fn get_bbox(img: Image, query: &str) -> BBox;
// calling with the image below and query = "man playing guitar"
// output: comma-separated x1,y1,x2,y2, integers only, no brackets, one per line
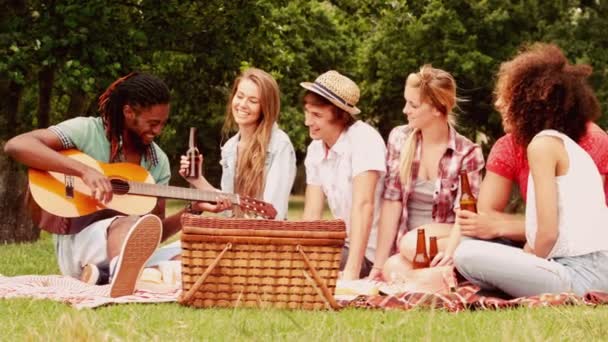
4,72,229,297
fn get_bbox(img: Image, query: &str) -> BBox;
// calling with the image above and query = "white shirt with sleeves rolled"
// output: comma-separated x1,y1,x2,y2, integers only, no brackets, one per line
304,120,387,262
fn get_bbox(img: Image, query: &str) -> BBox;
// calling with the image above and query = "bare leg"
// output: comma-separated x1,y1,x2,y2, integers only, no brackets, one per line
399,223,453,262
382,223,454,282
382,254,413,282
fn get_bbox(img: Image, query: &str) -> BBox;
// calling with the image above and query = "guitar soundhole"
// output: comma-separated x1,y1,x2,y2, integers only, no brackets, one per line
110,178,130,195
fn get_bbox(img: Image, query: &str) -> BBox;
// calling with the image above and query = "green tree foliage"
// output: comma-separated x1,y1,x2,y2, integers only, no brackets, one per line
2,0,607,182
543,1,608,128
247,0,359,153
140,0,271,184
139,0,358,185
355,0,605,151
1,0,151,132
3,0,608,241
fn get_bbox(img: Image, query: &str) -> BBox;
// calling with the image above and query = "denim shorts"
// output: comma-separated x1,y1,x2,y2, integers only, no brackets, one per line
556,250,608,295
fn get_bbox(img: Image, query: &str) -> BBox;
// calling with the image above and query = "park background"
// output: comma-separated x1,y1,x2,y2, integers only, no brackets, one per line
1,0,608,241
3,2,608,340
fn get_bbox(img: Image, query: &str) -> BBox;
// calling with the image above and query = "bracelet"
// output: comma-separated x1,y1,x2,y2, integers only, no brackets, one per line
185,202,203,215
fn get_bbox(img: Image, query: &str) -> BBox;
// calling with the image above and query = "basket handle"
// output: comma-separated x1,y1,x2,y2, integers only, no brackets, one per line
296,245,340,310
179,242,232,304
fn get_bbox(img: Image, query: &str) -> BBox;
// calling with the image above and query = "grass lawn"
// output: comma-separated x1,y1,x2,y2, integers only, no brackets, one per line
1,198,608,340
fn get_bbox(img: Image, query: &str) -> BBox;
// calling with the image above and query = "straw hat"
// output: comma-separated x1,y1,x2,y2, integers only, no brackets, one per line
300,70,361,115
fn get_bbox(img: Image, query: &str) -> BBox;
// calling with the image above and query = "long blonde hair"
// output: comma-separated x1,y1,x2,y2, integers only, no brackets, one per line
399,65,457,186
223,68,280,200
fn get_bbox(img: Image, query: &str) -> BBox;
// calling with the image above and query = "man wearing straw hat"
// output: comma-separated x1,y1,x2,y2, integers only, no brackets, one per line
301,71,386,280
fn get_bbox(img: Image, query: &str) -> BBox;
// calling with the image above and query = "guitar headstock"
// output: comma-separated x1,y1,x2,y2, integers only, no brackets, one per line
238,196,277,220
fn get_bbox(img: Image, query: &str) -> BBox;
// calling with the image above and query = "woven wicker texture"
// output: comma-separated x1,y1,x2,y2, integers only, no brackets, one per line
180,215,346,310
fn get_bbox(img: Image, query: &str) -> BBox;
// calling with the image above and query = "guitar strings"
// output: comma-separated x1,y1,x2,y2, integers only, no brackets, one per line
109,181,271,217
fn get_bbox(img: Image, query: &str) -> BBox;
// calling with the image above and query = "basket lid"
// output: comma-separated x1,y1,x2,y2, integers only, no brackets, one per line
181,214,347,239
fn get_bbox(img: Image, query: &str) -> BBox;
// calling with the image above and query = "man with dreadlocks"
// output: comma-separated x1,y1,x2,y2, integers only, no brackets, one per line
4,72,208,297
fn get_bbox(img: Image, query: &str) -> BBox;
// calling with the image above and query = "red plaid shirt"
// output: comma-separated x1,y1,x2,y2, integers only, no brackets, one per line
383,125,485,242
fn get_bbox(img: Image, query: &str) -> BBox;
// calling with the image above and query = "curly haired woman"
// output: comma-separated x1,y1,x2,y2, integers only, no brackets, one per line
455,43,608,297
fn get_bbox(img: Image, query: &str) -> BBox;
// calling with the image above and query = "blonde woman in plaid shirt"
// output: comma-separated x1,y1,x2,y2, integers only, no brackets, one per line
369,65,485,281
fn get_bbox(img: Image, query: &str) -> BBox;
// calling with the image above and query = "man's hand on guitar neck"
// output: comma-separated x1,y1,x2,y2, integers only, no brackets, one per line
179,153,234,214
190,196,232,214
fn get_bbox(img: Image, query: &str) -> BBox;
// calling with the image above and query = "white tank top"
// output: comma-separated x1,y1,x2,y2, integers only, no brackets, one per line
525,130,608,258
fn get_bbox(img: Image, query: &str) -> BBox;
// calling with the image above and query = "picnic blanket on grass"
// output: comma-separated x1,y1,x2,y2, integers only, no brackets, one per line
338,284,608,311
3,275,608,311
0,275,179,309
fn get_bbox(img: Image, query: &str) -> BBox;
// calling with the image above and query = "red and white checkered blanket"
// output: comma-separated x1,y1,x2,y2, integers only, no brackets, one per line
339,284,608,311
0,275,179,309
3,275,608,311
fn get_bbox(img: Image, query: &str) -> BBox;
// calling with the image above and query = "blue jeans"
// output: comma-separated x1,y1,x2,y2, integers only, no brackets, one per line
454,239,608,297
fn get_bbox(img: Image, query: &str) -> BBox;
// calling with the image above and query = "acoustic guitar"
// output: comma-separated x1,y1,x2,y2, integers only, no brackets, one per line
28,149,277,220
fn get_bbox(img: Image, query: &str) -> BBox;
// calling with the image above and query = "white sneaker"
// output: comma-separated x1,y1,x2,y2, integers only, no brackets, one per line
109,215,162,298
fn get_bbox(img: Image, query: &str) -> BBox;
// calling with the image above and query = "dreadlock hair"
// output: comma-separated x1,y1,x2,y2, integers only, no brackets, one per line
97,72,170,161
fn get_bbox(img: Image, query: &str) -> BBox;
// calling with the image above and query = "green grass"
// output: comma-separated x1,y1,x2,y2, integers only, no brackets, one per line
1,198,608,340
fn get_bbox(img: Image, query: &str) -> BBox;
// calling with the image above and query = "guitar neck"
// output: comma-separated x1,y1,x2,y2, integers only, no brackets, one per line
126,182,240,203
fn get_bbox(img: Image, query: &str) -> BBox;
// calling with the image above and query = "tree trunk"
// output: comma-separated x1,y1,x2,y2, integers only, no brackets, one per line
0,80,40,243
37,66,55,128
84,97,98,116
6,81,22,136
0,153,39,243
66,88,89,118
0,80,9,137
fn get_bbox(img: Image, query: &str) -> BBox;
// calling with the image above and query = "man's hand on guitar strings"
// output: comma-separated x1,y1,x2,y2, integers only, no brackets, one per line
81,166,113,203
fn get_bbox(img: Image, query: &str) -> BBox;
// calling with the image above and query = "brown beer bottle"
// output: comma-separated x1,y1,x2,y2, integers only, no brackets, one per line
459,169,477,213
412,228,430,269
186,127,200,179
428,236,438,262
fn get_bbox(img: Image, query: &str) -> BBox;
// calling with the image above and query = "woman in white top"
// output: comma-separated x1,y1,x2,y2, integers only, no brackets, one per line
454,43,608,297
147,68,297,268
180,67,296,220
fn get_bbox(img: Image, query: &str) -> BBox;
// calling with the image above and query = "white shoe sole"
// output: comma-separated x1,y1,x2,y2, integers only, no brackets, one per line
110,215,162,298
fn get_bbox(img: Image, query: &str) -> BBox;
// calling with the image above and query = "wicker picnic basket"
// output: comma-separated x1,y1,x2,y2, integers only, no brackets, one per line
178,214,346,310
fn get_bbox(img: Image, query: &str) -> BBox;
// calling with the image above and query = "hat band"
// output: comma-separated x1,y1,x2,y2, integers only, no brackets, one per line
312,82,355,109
